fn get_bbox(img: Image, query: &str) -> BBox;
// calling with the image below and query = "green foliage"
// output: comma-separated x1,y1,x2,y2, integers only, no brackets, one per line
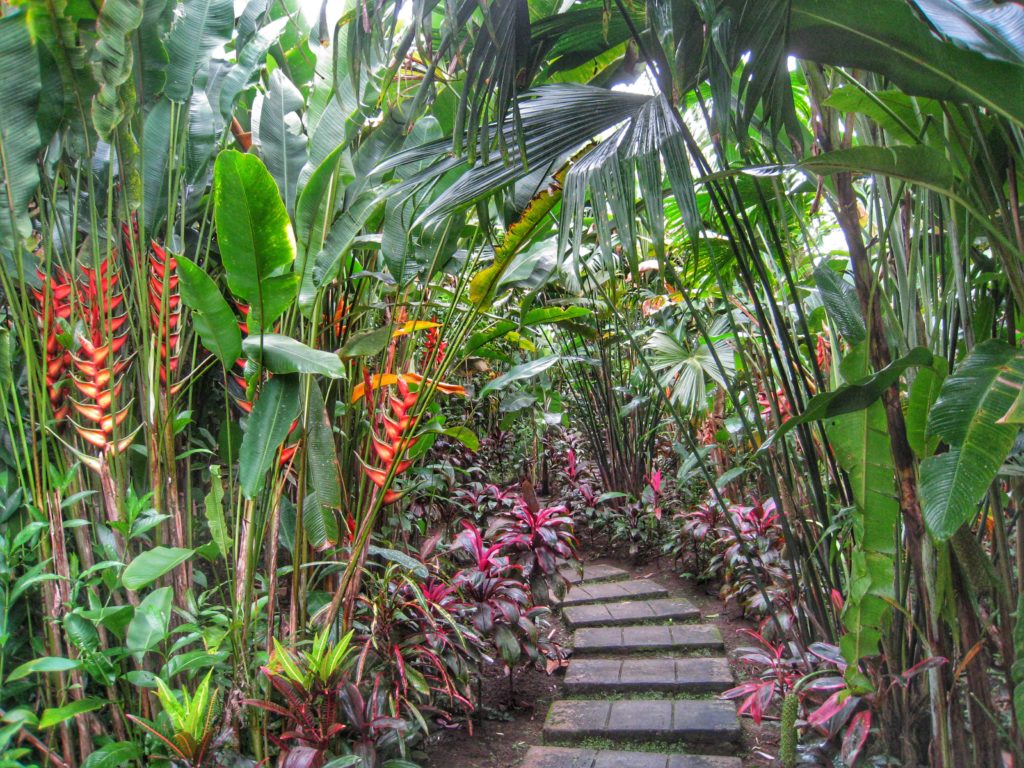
920,341,1024,540
238,374,302,499
825,344,897,669
213,150,299,330
0,12,42,248
177,255,243,367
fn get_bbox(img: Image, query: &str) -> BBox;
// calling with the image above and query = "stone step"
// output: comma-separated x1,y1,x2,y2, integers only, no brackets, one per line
543,698,740,747
564,657,733,695
559,578,669,607
520,746,742,768
559,563,631,585
563,597,700,629
573,624,724,655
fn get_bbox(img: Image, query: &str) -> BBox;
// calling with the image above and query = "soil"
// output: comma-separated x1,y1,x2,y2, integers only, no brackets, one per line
422,546,775,768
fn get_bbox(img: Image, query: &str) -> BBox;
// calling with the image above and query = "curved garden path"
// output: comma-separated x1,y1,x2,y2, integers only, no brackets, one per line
520,564,743,768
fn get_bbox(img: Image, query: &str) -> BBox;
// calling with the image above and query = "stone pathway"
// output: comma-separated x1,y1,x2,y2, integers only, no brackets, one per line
521,563,743,768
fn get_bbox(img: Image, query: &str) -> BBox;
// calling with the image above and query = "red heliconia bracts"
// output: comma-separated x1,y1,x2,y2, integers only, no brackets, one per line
122,223,183,393
148,241,183,393
421,320,446,367
31,266,73,419
229,303,253,413
71,257,134,454
360,376,419,504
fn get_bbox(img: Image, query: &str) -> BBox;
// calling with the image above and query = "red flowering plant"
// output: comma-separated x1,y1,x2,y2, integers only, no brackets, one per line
351,563,478,725
450,521,561,669
488,494,577,604
722,628,946,766
67,256,136,460
30,264,73,420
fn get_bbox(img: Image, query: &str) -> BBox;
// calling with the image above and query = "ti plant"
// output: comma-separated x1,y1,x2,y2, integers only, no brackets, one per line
246,630,357,766
128,671,221,767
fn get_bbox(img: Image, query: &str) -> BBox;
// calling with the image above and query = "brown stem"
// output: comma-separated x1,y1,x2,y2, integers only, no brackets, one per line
832,170,950,766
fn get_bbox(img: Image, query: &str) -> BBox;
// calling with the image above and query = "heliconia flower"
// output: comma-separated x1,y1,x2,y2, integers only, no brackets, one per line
359,376,420,505
70,254,134,456
421,319,447,367
122,223,183,393
148,242,183,392
815,332,831,375
330,299,348,338
31,266,73,420
350,371,467,403
757,387,792,424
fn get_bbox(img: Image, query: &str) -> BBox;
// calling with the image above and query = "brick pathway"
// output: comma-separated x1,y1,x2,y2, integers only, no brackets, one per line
519,564,742,768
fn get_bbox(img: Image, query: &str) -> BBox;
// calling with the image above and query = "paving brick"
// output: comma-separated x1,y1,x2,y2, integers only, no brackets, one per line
559,579,669,607
564,657,733,694
559,563,631,585
573,624,724,655
519,747,742,768
543,699,740,745
563,598,700,629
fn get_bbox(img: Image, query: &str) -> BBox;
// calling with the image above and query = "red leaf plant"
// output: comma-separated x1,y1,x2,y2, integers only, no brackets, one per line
488,495,577,602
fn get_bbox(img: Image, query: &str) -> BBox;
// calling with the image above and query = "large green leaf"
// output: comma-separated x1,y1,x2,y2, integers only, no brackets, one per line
204,466,230,558
238,374,302,499
257,70,308,213
305,190,381,310
214,150,299,329
906,356,947,459
163,0,233,102
0,12,42,249
921,341,1024,540
789,0,1024,127
122,546,194,590
7,656,81,682
176,254,242,367
39,698,106,729
825,344,898,667
295,142,353,251
242,333,344,378
217,16,289,116
142,98,174,231
765,347,933,448
799,145,957,194
126,586,173,658
138,0,173,105
912,0,1024,65
91,0,143,139
302,382,341,548
81,741,141,768
814,264,866,345
480,354,574,396
465,306,591,356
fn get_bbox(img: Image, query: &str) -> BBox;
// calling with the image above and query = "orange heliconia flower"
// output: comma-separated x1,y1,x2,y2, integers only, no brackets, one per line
123,224,184,394
70,256,134,455
31,266,73,419
359,376,420,505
